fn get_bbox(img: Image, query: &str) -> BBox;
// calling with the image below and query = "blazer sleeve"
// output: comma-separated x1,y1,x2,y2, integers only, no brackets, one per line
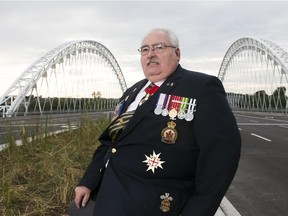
77,91,130,192
181,76,241,216
77,133,111,192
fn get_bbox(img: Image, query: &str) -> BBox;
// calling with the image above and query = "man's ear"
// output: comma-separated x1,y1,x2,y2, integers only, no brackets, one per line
175,48,181,61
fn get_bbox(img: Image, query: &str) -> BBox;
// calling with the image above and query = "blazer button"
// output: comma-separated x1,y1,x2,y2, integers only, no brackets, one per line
111,148,117,153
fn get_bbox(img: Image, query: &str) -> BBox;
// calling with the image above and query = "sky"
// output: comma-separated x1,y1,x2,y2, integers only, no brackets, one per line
1,0,288,97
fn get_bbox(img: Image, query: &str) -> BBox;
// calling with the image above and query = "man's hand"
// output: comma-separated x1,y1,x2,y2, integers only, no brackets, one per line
74,186,91,209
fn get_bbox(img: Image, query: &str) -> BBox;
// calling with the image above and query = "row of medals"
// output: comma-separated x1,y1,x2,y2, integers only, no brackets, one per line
154,97,196,121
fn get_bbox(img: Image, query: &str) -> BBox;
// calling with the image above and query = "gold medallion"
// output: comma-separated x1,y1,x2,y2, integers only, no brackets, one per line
161,121,178,144
168,108,177,119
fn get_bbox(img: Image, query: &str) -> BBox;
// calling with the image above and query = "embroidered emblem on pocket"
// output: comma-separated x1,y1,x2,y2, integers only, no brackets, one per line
160,193,173,212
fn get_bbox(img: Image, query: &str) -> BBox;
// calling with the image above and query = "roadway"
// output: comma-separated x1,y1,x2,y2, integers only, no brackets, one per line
1,111,288,215
227,111,288,215
0,112,111,149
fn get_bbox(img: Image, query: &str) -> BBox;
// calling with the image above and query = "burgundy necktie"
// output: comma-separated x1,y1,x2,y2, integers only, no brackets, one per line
138,83,159,106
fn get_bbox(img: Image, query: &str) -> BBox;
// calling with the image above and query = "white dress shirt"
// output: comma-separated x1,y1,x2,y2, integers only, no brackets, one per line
126,80,164,112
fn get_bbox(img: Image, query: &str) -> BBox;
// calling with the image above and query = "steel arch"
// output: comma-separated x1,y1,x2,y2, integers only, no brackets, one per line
218,37,288,82
0,40,127,117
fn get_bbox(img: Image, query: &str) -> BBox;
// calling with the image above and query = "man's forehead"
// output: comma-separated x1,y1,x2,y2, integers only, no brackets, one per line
142,32,169,45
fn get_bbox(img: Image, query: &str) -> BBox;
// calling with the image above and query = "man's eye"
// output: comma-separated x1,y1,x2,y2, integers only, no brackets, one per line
154,44,164,50
141,47,149,52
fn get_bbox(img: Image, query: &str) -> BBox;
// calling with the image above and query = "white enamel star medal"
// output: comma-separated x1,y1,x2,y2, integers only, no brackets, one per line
142,151,165,173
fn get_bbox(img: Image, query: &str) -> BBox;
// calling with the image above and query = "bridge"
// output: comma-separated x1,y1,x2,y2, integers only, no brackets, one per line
0,38,288,215
0,37,287,117
0,40,127,117
219,37,288,113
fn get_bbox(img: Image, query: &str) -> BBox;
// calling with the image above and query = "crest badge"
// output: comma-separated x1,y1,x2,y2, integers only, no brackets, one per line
161,121,178,144
160,193,173,212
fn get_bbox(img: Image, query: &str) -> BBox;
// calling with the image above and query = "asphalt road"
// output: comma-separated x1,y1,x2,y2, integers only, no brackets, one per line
0,112,111,148
1,111,288,215
227,111,288,216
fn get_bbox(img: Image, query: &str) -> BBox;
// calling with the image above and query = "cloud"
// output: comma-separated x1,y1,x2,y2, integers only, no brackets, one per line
0,1,288,95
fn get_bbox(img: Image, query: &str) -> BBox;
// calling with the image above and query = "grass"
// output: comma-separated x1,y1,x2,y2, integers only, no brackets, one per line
0,114,109,216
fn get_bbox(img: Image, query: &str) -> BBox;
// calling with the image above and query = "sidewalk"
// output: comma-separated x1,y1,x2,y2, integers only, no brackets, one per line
216,197,241,216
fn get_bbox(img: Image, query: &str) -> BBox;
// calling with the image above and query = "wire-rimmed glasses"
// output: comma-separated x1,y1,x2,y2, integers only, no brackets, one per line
138,42,176,56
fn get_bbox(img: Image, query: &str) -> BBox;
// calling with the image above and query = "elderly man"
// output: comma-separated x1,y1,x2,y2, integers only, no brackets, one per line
70,28,241,216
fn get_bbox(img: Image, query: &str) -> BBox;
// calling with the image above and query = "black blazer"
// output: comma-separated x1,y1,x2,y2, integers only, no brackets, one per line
79,64,241,216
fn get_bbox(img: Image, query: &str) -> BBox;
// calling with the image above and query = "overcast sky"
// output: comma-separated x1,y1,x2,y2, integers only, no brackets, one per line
1,0,288,96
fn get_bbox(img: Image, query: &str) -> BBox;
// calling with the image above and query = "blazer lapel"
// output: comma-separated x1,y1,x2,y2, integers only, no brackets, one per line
117,65,183,142
121,79,148,113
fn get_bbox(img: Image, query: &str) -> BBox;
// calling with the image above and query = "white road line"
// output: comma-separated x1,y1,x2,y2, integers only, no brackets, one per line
235,114,288,123
238,123,288,126
249,120,258,123
220,196,241,216
251,133,271,142
279,125,288,129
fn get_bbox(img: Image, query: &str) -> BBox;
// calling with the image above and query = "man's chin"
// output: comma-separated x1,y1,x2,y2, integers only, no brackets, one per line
145,73,163,82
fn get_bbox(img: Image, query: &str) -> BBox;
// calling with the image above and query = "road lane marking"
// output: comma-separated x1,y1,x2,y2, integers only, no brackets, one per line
220,196,241,216
249,120,258,123
251,133,271,142
235,114,288,123
265,116,274,119
279,125,288,129
238,123,288,126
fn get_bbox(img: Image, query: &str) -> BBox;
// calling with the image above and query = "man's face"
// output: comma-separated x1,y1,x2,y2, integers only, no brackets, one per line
140,32,180,83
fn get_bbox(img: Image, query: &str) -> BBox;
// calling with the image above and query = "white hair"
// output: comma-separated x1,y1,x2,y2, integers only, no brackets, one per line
142,28,179,48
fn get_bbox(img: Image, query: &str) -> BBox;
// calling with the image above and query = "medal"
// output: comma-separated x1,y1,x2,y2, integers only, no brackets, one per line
185,98,196,121
162,109,169,116
185,111,194,121
154,107,163,115
154,93,166,115
168,108,177,118
161,94,171,116
161,121,178,144
177,97,188,119
168,95,181,120
142,151,165,173
177,109,186,119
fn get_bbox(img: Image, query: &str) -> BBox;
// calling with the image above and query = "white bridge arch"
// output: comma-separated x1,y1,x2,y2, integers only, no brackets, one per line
218,37,288,113
0,40,127,117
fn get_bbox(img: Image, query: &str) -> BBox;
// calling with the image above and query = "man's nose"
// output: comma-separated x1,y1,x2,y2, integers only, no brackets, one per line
147,48,156,57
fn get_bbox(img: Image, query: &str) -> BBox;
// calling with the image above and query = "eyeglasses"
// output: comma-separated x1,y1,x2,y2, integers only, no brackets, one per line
138,43,176,56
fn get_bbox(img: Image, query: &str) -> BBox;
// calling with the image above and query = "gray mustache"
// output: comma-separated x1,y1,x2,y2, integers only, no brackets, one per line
147,60,160,65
